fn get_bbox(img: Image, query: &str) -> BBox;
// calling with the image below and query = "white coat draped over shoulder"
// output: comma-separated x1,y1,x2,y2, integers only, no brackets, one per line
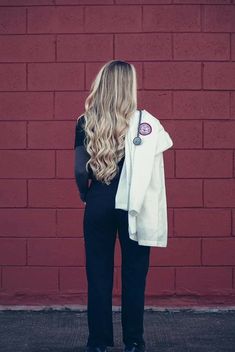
115,109,173,247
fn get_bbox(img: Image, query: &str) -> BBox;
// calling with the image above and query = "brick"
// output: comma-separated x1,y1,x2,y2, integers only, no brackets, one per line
0,239,26,265
145,267,175,296
0,150,55,178
113,268,120,296
144,62,201,89
0,92,53,120
176,267,232,295
2,267,58,292
57,209,84,237
28,180,81,208
0,122,26,149
168,179,203,208
232,34,235,61
174,0,230,3
0,0,54,4
175,209,231,237
173,91,229,119
60,267,87,293
204,5,235,32
204,63,235,90
0,209,56,237
86,62,143,90
232,92,235,119
233,210,235,236
84,5,141,32
28,121,74,149
0,35,55,62
28,238,85,266
204,121,235,148
202,238,235,265
0,64,26,91
0,180,27,207
168,208,174,237
56,150,73,178
115,33,171,60
0,7,26,34
150,238,201,266
28,63,84,91
117,0,171,3
114,239,122,267
57,34,113,61
174,33,229,60
28,6,83,33
57,0,113,3
140,91,172,119
204,180,235,207
176,150,233,178
143,5,200,32
168,120,202,148
55,91,87,120
234,153,235,177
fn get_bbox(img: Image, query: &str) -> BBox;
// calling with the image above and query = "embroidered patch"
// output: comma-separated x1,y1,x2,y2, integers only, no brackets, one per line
139,122,152,135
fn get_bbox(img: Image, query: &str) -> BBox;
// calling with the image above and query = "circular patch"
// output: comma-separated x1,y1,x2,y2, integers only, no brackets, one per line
139,122,152,136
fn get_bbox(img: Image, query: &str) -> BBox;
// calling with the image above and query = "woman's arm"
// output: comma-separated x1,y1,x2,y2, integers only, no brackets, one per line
74,145,90,202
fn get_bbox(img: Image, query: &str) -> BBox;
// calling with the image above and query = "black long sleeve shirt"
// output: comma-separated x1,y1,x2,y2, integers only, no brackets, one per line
74,115,91,202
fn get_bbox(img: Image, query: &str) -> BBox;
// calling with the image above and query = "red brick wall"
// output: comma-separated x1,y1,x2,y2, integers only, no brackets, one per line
0,0,235,307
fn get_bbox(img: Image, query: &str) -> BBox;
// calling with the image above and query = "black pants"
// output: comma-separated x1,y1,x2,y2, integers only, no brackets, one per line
83,177,151,348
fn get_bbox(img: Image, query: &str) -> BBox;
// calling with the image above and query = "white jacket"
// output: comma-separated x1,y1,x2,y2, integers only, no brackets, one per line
115,109,173,247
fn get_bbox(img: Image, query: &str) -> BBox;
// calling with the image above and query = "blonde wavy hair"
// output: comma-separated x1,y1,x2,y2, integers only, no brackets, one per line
77,60,138,185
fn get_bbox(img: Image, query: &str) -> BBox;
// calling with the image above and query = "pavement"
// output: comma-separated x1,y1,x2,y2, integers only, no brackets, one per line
0,307,235,352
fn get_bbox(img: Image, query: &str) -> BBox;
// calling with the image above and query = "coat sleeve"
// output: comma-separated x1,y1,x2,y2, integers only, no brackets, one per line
155,122,173,155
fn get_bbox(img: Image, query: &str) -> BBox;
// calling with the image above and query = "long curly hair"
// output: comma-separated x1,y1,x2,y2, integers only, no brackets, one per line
77,60,138,185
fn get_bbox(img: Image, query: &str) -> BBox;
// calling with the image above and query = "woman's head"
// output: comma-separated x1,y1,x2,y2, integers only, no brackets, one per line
85,60,137,114
80,60,138,185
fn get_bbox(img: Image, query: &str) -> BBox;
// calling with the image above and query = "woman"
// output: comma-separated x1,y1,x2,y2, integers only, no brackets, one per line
74,60,151,352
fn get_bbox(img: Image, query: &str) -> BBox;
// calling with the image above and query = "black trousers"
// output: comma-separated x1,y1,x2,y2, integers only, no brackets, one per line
83,177,151,348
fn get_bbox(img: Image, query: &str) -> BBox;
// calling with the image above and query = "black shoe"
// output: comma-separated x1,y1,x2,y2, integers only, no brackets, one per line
85,346,107,352
124,342,146,352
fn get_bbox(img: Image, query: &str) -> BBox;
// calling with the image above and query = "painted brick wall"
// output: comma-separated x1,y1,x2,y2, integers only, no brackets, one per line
0,0,235,307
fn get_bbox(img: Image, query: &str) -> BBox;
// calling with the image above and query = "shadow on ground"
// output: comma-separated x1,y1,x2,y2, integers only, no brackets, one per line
0,309,235,352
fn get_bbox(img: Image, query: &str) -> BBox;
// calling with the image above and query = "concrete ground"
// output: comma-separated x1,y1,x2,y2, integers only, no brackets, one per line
0,307,235,352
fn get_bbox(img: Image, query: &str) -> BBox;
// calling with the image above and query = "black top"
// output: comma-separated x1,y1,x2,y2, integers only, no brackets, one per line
74,115,93,176
74,115,125,202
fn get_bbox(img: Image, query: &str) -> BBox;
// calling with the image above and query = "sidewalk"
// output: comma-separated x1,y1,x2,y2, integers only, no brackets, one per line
0,307,235,352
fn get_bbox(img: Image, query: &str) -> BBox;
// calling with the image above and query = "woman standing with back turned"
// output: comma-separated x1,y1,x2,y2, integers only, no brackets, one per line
74,60,171,352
